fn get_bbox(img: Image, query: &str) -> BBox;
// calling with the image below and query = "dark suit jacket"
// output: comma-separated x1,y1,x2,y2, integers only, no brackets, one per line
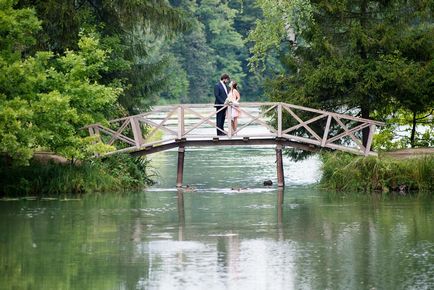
214,82,228,107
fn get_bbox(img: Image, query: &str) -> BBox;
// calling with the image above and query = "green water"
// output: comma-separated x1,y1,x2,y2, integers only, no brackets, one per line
1,147,433,290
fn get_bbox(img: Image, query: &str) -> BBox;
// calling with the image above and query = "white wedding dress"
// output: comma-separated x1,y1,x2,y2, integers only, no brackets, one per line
226,92,240,120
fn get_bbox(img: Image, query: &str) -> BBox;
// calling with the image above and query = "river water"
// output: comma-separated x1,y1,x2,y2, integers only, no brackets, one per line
1,147,433,290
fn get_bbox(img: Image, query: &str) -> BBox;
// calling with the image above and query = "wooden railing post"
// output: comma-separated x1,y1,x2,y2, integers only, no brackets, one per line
178,105,185,139
176,145,185,188
228,104,232,138
277,103,282,138
321,115,332,147
130,117,144,148
364,124,376,156
88,126,101,157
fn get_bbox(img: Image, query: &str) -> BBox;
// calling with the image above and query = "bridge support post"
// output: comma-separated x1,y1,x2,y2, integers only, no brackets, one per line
176,145,185,188
276,144,285,187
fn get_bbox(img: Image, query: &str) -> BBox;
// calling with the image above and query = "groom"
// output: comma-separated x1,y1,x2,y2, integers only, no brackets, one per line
214,73,230,135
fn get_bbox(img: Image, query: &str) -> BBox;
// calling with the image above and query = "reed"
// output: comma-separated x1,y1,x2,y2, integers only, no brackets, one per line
0,155,155,197
320,152,433,194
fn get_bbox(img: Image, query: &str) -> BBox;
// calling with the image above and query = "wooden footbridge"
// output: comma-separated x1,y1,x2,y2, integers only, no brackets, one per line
84,102,384,187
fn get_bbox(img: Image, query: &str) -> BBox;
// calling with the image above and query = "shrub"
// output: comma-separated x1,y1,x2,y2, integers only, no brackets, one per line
320,152,433,194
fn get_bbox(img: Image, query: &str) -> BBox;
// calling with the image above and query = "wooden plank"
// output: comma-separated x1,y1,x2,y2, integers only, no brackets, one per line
282,114,327,134
326,122,370,144
85,102,383,130
143,107,178,141
137,117,178,136
283,106,322,141
98,126,136,146
228,104,233,137
130,117,144,147
281,133,322,146
183,106,227,135
332,116,366,151
277,103,282,137
234,105,277,134
364,124,376,156
177,106,184,139
321,115,332,147
108,119,130,146
131,138,320,156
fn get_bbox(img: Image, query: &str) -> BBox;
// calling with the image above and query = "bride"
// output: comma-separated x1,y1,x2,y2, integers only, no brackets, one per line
226,81,241,132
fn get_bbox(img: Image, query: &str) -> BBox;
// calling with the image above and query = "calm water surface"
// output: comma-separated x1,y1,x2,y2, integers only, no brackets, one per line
1,147,433,290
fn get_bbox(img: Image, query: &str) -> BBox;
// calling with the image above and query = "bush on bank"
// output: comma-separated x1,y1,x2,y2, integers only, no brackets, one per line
0,155,155,197
320,152,433,194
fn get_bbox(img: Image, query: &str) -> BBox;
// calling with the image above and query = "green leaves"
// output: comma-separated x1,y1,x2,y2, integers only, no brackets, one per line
0,3,123,164
250,0,433,149
0,0,41,57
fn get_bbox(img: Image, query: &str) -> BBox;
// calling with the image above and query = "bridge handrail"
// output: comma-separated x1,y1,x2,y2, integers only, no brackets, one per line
83,102,384,156
85,102,384,127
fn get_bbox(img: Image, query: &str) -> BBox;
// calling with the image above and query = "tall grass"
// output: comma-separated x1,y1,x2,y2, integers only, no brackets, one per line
320,152,433,194
0,155,155,197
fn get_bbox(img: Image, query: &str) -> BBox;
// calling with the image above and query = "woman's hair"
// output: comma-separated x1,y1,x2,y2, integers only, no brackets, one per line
231,81,238,90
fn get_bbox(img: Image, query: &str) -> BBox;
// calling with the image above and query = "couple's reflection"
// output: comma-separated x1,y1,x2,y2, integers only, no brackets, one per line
176,188,285,232
175,188,285,280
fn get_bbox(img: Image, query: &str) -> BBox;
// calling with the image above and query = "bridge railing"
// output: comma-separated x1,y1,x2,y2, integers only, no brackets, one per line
83,102,384,156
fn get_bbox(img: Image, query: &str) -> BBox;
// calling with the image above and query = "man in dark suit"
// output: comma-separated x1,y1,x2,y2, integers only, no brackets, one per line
214,73,230,135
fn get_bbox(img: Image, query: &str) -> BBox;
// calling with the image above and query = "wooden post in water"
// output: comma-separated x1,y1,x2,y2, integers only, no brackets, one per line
277,187,284,240
177,189,185,241
276,144,285,187
176,145,185,188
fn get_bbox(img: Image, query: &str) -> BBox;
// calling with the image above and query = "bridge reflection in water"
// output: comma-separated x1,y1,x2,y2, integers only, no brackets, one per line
84,103,384,187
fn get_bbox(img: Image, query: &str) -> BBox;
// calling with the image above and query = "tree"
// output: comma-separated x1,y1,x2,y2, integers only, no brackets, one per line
249,0,433,147
168,0,215,103
0,2,121,164
198,0,246,87
16,0,189,113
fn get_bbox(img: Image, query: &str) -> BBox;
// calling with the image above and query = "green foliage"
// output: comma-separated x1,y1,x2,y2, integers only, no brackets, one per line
0,155,155,196
163,0,268,104
0,2,122,164
16,0,189,113
320,152,434,194
0,0,41,57
373,109,434,151
249,0,434,148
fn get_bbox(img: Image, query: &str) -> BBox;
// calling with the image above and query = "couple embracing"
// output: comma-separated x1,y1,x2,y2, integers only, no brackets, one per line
214,73,241,135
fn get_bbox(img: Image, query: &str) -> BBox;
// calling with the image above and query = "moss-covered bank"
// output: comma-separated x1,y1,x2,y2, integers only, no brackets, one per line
320,152,433,194
0,155,155,197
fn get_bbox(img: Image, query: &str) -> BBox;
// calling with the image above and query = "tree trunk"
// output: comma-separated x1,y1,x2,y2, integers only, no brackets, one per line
410,111,417,148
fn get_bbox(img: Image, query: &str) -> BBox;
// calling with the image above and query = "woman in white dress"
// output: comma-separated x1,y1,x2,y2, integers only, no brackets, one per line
226,81,241,132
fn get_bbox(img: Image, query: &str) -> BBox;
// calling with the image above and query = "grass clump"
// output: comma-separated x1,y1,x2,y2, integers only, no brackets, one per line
320,152,433,194
0,155,155,197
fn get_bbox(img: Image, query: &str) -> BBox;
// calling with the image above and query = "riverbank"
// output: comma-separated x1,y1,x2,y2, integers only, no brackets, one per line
0,155,154,197
320,151,433,194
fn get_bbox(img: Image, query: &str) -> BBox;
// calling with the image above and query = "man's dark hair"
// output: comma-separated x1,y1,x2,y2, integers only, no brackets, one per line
220,73,230,81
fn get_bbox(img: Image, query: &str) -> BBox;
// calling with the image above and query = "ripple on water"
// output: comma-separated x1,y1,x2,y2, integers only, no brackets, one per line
244,204,274,209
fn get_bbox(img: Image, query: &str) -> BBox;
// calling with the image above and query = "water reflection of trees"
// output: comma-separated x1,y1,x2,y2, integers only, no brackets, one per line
1,191,432,289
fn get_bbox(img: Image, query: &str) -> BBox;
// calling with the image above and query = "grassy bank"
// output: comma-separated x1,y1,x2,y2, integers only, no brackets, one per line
0,155,155,197
320,152,433,194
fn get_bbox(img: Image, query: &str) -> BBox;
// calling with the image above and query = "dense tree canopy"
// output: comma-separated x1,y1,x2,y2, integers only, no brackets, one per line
249,0,433,148
0,1,122,164
1,0,432,165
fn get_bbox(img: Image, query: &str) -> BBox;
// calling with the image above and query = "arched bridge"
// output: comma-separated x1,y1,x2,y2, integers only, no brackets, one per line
84,102,384,187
